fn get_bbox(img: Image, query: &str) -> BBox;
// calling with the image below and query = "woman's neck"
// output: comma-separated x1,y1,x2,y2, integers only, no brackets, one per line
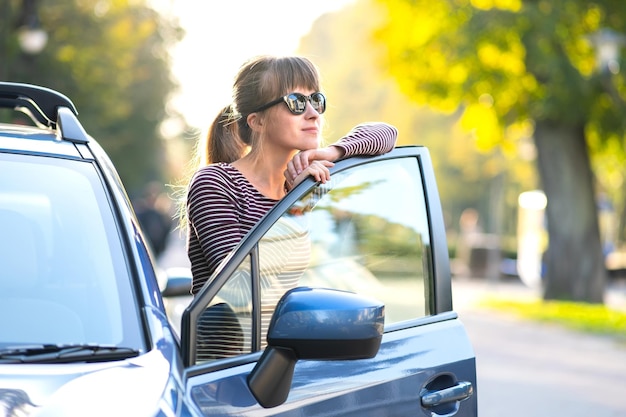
232,152,290,200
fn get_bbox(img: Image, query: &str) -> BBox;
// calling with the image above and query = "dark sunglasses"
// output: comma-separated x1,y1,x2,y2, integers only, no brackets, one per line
251,92,326,115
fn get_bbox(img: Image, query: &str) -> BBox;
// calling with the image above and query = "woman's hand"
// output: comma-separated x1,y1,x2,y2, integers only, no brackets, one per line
284,159,334,190
284,146,344,185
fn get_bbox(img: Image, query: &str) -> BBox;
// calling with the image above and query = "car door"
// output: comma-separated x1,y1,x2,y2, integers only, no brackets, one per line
183,146,477,416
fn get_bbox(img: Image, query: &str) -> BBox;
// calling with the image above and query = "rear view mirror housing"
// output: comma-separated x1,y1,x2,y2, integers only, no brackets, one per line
248,287,384,408
160,267,192,298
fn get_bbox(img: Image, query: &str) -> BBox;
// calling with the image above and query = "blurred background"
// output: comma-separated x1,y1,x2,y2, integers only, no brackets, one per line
2,0,626,306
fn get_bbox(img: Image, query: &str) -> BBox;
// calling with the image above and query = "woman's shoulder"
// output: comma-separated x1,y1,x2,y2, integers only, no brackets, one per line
192,163,242,181
189,163,246,191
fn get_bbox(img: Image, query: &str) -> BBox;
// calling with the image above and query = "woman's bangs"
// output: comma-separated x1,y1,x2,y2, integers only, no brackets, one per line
275,57,320,95
255,56,321,108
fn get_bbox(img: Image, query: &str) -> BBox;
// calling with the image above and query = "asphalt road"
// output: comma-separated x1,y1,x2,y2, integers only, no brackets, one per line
453,279,626,417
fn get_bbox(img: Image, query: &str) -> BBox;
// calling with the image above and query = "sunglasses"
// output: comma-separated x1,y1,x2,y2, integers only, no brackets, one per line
251,92,326,115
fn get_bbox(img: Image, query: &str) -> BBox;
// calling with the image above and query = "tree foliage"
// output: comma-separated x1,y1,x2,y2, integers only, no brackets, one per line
1,0,183,195
298,0,536,250
376,0,626,302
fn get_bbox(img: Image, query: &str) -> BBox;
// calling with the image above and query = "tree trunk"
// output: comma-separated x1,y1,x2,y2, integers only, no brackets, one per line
533,120,606,303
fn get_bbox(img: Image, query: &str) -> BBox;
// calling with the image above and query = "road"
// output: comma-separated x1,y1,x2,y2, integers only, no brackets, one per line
453,279,626,417
158,231,626,416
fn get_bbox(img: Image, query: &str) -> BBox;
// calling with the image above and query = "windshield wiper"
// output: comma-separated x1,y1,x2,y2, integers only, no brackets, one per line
0,344,141,364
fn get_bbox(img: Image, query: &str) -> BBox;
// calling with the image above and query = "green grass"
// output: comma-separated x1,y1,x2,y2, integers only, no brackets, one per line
478,297,626,340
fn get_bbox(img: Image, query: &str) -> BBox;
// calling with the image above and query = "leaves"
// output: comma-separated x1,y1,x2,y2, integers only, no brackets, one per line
376,0,626,138
2,0,183,194
298,0,537,241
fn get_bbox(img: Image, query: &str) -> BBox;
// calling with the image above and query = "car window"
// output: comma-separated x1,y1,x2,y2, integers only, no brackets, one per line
195,256,252,361
0,153,143,349
295,157,432,324
194,216,311,362
195,157,432,362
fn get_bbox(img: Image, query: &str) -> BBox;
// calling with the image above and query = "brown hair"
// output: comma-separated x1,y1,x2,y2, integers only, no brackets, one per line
201,55,322,165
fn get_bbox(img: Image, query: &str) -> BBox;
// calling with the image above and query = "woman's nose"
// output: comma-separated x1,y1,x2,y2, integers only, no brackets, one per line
304,101,320,118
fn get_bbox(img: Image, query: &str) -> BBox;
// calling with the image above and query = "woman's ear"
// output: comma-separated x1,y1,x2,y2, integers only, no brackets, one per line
247,113,263,131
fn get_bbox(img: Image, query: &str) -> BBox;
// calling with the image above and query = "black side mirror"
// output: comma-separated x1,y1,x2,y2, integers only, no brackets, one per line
247,287,384,408
160,267,192,298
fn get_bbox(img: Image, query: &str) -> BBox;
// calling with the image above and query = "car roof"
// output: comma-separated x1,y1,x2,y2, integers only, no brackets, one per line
0,123,83,159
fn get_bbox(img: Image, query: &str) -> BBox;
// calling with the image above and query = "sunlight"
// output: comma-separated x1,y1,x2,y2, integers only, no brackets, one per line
154,0,356,128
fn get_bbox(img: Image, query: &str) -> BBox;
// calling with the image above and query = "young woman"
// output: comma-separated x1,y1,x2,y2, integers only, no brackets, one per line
186,55,397,296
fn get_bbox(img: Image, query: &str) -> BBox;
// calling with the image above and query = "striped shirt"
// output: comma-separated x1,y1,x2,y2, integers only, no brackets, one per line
186,122,398,295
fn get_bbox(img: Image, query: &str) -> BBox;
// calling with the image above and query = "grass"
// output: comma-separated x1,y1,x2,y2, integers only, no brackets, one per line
478,297,626,341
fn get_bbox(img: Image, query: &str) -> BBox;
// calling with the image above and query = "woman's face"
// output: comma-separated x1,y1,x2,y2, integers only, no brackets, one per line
262,88,323,153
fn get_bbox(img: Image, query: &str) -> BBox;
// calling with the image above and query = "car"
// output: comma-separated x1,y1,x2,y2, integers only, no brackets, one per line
0,82,477,416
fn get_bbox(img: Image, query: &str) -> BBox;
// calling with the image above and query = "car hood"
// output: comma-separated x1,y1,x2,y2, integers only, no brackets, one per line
0,348,171,417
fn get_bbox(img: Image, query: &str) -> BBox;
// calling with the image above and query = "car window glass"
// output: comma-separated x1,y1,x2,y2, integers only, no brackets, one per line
0,154,142,349
195,256,253,363
256,215,311,349
194,216,310,362
277,157,431,325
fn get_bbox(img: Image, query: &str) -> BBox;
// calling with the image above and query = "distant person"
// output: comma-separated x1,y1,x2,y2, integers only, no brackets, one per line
134,182,172,259
456,208,482,278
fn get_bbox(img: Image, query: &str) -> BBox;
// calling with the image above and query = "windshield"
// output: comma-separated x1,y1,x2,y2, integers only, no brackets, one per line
0,153,143,352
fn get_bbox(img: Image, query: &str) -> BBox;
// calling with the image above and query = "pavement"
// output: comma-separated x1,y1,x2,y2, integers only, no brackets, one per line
453,278,626,417
158,231,626,416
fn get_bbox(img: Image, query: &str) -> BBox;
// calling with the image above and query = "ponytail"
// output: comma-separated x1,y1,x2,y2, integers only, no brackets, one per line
176,105,247,231
203,105,247,165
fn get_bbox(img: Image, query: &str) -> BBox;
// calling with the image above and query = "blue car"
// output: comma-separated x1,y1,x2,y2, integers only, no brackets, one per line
0,83,476,416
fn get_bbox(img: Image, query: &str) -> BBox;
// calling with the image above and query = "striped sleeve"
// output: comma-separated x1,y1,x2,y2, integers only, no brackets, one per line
331,122,398,158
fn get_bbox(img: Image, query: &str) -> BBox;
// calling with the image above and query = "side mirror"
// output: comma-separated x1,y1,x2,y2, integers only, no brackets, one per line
247,287,384,408
160,267,192,298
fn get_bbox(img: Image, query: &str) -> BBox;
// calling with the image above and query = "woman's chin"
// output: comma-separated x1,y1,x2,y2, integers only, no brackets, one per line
301,138,320,150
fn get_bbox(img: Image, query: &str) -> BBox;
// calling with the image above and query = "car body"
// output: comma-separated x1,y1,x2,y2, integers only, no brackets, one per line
0,82,477,416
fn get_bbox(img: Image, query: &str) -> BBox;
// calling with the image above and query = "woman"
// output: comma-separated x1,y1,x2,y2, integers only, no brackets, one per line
186,55,397,296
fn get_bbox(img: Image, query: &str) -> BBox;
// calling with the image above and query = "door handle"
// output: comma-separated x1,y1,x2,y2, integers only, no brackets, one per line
421,380,473,407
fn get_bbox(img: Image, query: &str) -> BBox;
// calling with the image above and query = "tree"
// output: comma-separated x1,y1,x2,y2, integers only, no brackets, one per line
298,0,536,256
1,0,183,194
375,0,626,302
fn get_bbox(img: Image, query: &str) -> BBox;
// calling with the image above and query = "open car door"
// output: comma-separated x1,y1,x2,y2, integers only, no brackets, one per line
182,146,477,416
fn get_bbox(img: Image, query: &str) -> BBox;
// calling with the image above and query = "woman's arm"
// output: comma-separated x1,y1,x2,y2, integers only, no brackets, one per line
329,122,398,158
285,122,398,188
